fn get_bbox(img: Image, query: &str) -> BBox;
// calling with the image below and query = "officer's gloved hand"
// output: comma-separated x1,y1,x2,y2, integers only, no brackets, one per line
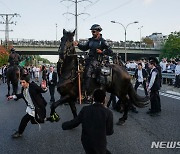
97,49,103,54
73,41,78,46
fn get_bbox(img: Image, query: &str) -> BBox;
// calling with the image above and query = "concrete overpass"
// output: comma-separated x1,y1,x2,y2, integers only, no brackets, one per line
14,45,161,60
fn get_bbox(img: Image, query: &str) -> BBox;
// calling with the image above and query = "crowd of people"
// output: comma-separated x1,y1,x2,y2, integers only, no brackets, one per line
0,64,7,84
125,58,180,88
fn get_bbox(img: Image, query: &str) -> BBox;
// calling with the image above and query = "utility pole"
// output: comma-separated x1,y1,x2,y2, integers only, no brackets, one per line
0,13,20,48
61,0,91,41
56,23,58,45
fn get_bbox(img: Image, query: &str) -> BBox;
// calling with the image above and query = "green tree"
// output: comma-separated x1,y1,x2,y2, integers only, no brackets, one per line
161,31,180,59
36,55,51,64
0,45,9,67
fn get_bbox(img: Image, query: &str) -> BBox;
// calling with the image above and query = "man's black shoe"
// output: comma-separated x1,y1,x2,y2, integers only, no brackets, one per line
12,131,22,138
146,110,153,114
149,112,160,117
131,109,138,113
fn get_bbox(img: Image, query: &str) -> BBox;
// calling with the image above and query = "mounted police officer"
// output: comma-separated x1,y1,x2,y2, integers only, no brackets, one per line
8,48,21,67
74,24,113,97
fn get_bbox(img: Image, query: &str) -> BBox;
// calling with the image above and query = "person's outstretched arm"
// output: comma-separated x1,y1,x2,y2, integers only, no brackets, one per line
62,108,84,130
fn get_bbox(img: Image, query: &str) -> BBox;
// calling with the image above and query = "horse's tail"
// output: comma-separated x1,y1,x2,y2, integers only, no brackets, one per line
128,82,149,108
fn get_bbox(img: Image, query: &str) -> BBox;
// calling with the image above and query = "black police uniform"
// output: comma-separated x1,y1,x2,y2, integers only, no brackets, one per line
8,51,21,66
78,37,113,72
77,36,113,90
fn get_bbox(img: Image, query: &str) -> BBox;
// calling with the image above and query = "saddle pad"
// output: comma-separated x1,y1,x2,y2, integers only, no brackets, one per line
101,67,111,76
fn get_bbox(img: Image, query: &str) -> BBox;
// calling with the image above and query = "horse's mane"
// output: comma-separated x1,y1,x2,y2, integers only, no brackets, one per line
62,55,77,71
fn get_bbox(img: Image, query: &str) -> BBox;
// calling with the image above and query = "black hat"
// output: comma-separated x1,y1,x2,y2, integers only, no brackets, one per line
20,74,30,83
93,89,106,103
149,57,159,64
138,63,142,66
90,24,102,32
10,48,15,52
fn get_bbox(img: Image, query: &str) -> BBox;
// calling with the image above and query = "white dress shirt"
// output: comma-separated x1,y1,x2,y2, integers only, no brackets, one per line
175,64,180,75
49,72,53,81
148,67,157,90
137,69,143,82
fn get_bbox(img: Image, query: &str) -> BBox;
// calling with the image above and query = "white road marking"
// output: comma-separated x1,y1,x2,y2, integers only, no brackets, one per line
138,87,180,101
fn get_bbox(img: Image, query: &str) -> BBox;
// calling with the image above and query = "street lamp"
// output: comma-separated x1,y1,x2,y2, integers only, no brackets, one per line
111,20,138,62
138,26,143,49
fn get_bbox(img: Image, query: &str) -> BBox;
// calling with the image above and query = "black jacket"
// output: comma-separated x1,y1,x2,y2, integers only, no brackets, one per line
42,70,47,80
8,52,21,66
15,82,47,122
148,68,160,91
62,103,113,148
47,71,57,86
134,68,148,81
78,36,113,59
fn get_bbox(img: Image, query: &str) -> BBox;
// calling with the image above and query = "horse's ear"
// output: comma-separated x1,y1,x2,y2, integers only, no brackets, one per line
63,29,67,35
72,29,76,36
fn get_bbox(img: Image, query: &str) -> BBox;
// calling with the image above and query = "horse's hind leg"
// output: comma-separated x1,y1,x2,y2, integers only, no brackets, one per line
116,96,129,125
69,101,77,118
6,82,10,97
12,82,18,95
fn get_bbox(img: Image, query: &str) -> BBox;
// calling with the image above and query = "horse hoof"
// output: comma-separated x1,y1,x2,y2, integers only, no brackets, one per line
47,112,60,122
6,94,10,97
116,120,125,126
46,117,55,122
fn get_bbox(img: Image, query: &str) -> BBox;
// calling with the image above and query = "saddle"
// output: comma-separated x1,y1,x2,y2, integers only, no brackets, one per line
99,64,112,86
88,59,113,86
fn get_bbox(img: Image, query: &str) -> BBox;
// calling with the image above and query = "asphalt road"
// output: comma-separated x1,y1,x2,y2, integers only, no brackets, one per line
0,82,180,154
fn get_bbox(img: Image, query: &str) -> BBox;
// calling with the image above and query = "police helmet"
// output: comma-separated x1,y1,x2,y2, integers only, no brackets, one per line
10,48,16,53
90,24,102,32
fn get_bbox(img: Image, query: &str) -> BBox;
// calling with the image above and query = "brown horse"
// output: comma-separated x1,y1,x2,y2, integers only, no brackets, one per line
6,65,20,96
50,29,78,119
49,29,149,124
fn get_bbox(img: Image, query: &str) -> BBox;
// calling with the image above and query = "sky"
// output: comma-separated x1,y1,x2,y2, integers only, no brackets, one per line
0,0,180,62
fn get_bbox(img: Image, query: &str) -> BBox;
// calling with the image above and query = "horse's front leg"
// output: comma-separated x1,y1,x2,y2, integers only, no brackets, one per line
50,95,70,115
47,95,70,122
12,82,18,95
69,100,77,118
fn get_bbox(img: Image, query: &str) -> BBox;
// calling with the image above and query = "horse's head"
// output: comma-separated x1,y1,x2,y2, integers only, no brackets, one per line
59,29,76,59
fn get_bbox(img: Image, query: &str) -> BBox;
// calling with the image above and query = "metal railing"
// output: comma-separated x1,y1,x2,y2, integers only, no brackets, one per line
0,38,161,50
127,71,175,79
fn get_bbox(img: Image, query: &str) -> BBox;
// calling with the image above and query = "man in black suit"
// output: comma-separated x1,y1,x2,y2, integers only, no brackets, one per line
47,66,57,103
134,63,148,96
62,89,114,154
7,74,48,138
147,60,161,116
130,63,148,113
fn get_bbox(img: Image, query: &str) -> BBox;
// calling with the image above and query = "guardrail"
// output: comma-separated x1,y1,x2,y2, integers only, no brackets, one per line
127,71,175,79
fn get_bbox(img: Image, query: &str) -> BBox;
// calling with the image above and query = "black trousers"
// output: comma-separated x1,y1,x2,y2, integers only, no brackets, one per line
82,143,111,154
150,90,161,113
49,84,55,102
175,75,180,87
18,114,37,134
134,80,148,96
